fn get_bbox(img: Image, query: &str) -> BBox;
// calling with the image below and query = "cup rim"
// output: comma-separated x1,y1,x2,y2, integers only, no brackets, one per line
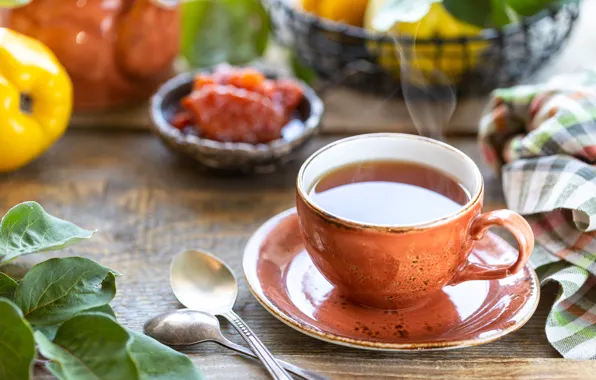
296,133,484,232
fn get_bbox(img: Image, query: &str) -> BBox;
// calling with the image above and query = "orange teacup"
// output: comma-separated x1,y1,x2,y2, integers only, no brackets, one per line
296,134,534,309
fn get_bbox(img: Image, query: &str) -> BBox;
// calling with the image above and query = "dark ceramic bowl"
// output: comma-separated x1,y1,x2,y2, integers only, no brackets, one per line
149,69,324,174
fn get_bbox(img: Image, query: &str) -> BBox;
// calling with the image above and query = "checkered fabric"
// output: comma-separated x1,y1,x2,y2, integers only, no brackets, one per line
479,70,596,359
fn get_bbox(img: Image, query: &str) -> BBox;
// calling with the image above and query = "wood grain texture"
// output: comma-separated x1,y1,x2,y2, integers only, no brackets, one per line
0,131,591,379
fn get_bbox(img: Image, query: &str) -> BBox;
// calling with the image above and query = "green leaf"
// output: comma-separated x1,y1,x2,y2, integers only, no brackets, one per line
127,329,203,380
491,0,517,27
0,272,17,299
33,324,60,341
0,201,95,263
181,0,270,67
33,304,118,341
0,0,31,8
443,0,494,27
85,304,117,320
0,298,36,380
14,257,117,325
35,314,139,380
290,53,317,85
506,0,558,16
372,0,441,31
443,0,519,28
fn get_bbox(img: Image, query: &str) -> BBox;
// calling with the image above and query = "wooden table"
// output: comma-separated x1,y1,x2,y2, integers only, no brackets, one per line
1,131,594,379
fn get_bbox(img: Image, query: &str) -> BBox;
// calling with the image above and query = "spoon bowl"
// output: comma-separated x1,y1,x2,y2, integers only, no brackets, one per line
144,309,223,347
170,250,237,315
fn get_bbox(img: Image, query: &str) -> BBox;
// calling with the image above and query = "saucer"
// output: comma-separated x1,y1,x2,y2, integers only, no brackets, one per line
243,209,540,351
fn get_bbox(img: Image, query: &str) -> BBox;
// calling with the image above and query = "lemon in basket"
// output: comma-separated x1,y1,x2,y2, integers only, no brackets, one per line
301,0,370,27
364,1,488,85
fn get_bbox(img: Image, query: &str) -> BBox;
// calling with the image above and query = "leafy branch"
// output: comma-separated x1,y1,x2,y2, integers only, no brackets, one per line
0,202,202,380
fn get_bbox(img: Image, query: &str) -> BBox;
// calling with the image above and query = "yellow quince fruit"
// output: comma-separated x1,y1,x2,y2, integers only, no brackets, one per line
364,1,488,84
301,0,370,27
0,28,72,172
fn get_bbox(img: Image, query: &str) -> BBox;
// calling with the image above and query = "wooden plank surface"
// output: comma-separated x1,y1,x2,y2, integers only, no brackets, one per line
1,131,594,379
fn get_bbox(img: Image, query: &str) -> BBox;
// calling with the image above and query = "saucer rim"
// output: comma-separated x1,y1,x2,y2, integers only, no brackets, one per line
243,208,541,351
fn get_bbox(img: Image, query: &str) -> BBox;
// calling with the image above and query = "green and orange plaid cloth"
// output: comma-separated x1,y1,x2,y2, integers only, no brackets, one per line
479,70,596,360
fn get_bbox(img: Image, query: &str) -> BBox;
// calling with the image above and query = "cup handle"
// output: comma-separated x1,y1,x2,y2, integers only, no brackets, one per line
450,210,534,284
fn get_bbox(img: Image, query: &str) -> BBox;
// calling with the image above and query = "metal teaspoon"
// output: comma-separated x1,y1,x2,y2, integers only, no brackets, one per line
144,309,327,380
169,249,293,380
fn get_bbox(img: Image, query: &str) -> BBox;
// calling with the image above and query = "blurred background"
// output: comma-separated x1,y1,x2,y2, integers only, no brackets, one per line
0,0,594,140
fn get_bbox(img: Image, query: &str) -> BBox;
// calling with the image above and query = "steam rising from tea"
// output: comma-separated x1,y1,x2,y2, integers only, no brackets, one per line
394,34,456,140
315,18,461,220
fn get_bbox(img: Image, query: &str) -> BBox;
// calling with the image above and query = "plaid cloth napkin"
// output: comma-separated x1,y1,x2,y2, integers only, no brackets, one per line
479,70,596,360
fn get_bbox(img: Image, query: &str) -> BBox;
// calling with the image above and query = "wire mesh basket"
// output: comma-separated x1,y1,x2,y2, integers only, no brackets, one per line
265,0,580,98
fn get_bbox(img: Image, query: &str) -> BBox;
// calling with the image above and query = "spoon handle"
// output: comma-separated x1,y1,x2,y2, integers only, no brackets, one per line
220,339,328,380
222,310,293,380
